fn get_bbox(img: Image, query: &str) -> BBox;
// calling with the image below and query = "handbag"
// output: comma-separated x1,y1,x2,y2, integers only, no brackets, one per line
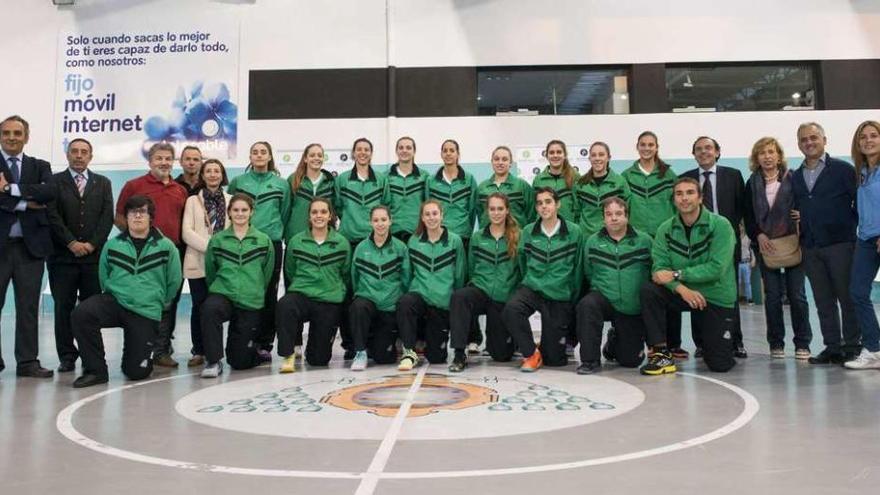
761,233,802,269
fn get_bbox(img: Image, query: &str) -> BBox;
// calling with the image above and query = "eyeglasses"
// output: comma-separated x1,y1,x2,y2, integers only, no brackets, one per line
127,208,150,218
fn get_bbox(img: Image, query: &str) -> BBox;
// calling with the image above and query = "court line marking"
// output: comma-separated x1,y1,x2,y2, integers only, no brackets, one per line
57,370,759,480
354,365,429,495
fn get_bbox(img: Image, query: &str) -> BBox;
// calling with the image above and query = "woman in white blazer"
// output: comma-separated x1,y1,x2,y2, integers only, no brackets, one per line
182,159,232,367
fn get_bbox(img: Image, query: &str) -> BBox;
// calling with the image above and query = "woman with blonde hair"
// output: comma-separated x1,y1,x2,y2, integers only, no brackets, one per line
743,136,811,359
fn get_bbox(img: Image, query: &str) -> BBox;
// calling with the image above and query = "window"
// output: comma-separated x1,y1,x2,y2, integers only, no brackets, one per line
477,67,629,116
666,63,817,112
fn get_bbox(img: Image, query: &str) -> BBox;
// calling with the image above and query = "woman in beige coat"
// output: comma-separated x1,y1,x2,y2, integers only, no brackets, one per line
182,159,231,367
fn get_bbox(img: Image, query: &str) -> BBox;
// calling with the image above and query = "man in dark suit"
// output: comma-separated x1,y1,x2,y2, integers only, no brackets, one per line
683,136,747,358
0,115,56,378
46,138,114,372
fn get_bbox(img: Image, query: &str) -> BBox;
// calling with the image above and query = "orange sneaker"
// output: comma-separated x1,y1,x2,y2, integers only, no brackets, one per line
521,349,543,372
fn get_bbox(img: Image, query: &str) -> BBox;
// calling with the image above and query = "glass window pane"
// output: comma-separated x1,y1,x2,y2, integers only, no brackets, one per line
666,64,816,112
477,68,629,116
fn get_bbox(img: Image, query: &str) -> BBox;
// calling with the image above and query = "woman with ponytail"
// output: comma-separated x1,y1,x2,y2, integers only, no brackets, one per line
532,139,579,223
285,143,336,239
621,131,677,237
575,142,631,237
477,146,534,229
447,193,521,371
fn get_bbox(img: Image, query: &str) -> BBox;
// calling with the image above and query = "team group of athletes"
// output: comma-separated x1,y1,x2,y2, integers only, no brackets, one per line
4,115,880,388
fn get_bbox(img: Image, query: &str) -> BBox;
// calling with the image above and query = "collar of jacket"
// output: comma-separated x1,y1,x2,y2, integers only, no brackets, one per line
531,216,571,237
434,165,465,182
389,163,422,177
349,164,377,182
419,226,450,245
119,227,164,244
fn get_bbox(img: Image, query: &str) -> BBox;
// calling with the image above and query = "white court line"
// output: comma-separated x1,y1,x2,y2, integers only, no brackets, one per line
57,370,759,481
354,365,429,495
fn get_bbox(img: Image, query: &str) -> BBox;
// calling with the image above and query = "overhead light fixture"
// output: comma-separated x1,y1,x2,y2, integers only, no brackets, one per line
683,74,694,88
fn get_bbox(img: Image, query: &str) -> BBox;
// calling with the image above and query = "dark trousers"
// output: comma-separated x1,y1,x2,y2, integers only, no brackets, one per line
501,286,573,367
200,294,260,369
348,297,397,364
850,237,880,352
0,240,45,371
802,242,860,352
276,293,340,366
758,256,812,350
257,241,284,351
575,291,646,367
397,292,450,364
48,261,101,363
449,286,514,361
71,293,157,380
154,244,185,357
641,282,736,372
188,278,209,356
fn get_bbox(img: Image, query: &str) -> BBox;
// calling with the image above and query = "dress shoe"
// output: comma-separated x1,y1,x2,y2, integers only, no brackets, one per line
73,374,109,388
734,344,748,359
187,355,205,368
58,360,76,373
808,348,845,365
576,361,601,375
153,355,179,368
17,366,54,378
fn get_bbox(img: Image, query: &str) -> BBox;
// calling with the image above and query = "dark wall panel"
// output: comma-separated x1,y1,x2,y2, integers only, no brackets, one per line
394,67,477,117
249,69,388,120
819,59,880,110
629,63,667,114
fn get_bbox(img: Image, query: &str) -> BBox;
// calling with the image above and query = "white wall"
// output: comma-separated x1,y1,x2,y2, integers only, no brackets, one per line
2,0,878,164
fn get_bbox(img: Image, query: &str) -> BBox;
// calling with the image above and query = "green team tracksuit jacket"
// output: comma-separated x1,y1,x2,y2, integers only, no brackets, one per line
285,169,336,240
575,170,632,237
204,226,275,310
621,162,676,237
582,226,653,315
467,227,521,303
425,166,478,240
227,170,291,242
476,174,535,230
518,218,583,302
531,168,580,224
99,228,182,322
335,166,390,242
284,228,351,304
387,163,427,236
351,235,411,312
652,208,737,309
407,228,466,310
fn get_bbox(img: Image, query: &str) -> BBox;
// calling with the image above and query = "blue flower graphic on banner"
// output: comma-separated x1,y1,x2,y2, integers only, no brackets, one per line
143,81,237,158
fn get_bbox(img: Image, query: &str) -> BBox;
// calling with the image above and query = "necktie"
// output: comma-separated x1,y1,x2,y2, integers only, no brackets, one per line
8,157,19,183
75,173,86,196
702,171,714,212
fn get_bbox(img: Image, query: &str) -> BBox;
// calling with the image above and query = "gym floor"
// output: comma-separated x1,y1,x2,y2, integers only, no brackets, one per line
1,304,878,495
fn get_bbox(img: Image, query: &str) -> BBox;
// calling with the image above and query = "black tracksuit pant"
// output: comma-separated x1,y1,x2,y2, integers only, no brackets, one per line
154,244,186,358
257,240,284,351
640,281,736,372
501,286,573,366
349,297,398,364
276,293,341,366
450,286,514,361
200,294,261,369
72,293,157,380
575,291,646,367
397,292,450,364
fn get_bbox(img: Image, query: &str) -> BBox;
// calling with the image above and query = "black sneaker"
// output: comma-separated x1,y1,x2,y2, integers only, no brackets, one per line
694,347,704,358
640,350,677,376
576,361,601,375
734,344,748,359
602,328,617,362
808,348,845,365
343,349,356,361
72,373,109,388
448,354,467,373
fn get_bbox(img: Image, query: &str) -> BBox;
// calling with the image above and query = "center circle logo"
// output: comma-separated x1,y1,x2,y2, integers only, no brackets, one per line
175,368,645,440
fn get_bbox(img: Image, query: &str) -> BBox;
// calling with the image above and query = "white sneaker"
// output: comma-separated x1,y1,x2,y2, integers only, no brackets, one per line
294,345,302,357
844,348,880,370
201,362,223,378
466,342,481,355
350,351,368,371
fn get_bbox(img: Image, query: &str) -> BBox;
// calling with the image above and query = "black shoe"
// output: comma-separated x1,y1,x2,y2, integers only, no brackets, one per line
734,344,748,359
448,354,467,372
58,360,76,373
16,366,54,378
808,348,845,365
73,374,109,388
694,347,704,358
343,349,356,361
576,361,601,375
602,328,617,362
0,361,5,373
